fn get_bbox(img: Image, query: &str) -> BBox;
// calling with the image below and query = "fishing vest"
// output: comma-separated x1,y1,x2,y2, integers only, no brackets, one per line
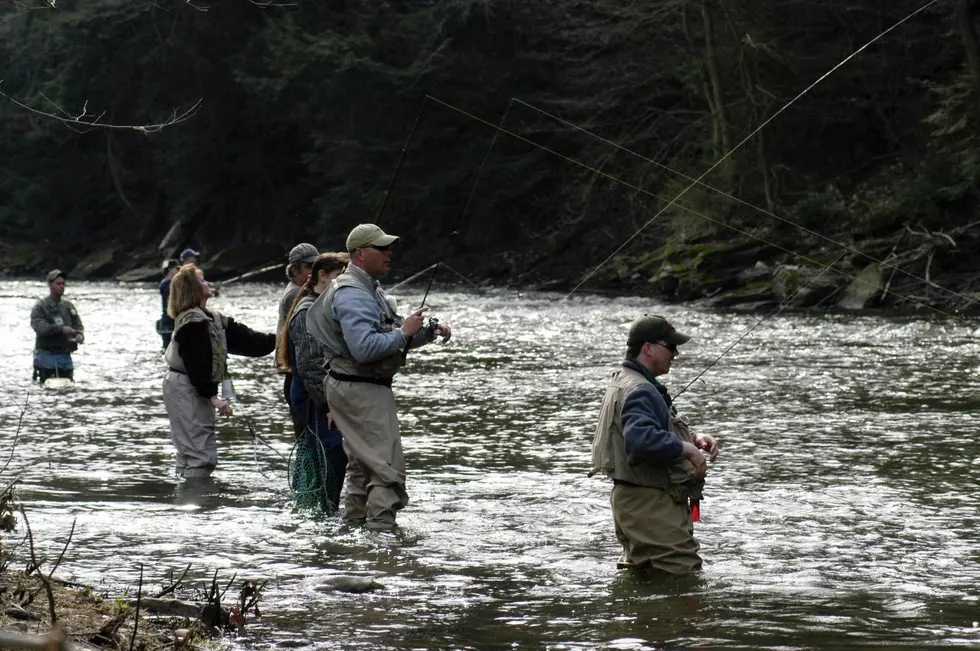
307,266,404,381
165,307,228,383
33,296,80,353
591,366,704,504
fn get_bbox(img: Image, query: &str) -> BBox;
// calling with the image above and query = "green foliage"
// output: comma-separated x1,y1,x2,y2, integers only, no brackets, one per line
0,0,977,278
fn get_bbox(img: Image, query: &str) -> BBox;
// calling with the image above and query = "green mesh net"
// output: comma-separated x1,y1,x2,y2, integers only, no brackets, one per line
288,427,341,515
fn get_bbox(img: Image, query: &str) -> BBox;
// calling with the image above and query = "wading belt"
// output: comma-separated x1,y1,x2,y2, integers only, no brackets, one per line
328,370,393,388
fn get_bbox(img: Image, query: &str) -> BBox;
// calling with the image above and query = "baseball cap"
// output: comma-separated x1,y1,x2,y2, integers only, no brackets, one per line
46,269,66,284
627,315,690,347
161,259,179,272
346,224,399,251
180,248,200,261
288,243,319,265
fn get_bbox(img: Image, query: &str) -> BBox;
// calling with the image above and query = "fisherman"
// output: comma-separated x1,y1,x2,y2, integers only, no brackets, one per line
590,315,718,573
157,259,179,349
30,270,85,383
163,265,276,479
279,252,350,512
180,248,200,267
307,223,452,531
277,242,319,433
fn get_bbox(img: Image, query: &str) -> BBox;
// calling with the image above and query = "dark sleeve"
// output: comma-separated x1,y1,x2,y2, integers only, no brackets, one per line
173,321,217,399
69,302,84,334
621,385,683,466
226,318,276,357
292,310,328,410
30,301,60,337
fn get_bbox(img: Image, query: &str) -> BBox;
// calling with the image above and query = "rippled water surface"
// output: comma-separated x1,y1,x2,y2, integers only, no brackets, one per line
2,279,979,649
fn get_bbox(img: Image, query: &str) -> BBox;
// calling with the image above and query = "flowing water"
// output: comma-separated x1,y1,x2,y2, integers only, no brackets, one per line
1,279,979,649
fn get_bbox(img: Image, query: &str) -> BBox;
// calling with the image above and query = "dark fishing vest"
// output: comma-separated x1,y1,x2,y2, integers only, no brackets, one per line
33,296,80,353
165,307,228,383
591,366,704,503
307,266,404,381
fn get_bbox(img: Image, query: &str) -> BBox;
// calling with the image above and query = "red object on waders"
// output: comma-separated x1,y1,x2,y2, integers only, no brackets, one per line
691,500,700,522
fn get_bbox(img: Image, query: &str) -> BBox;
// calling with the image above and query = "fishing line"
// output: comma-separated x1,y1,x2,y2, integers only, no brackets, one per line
375,95,430,223
426,96,971,324
416,96,515,310
512,97,979,309
228,379,287,481
673,250,848,399
564,0,946,299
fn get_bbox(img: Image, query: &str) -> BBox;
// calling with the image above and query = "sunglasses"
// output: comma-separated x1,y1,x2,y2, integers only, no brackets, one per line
363,244,392,252
651,341,678,354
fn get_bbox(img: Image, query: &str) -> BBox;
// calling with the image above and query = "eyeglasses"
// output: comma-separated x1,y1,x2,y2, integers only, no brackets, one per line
363,244,392,252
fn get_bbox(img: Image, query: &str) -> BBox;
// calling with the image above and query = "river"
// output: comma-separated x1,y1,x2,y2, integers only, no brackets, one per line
1,279,979,649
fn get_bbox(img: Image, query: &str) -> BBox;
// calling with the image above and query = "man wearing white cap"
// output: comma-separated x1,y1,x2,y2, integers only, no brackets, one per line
307,223,452,530
277,242,319,431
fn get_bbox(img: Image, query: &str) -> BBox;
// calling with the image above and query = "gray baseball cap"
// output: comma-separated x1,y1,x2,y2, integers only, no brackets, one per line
346,224,398,251
288,243,319,265
46,269,67,284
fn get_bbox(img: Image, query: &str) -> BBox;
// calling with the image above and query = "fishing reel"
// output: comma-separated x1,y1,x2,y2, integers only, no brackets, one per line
423,317,440,341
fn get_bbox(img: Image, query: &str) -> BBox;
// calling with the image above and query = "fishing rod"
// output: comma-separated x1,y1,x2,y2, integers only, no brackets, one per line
415,96,514,311
215,261,286,288
511,97,980,311
376,95,430,223
673,250,847,399
427,96,970,324
563,0,944,299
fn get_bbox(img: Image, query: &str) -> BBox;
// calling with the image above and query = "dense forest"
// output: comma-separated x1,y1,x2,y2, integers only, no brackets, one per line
1,0,979,312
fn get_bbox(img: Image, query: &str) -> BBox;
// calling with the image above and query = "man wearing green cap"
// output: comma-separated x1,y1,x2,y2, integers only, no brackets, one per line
591,314,718,573
30,270,85,382
307,223,452,530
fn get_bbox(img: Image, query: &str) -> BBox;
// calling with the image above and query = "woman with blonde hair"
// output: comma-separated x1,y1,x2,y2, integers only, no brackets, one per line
163,264,275,479
279,252,349,512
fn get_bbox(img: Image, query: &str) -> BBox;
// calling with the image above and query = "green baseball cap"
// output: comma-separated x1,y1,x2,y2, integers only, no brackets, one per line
627,314,690,347
346,224,399,251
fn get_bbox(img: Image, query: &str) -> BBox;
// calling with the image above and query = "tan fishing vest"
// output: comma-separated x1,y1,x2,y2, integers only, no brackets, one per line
306,266,405,381
591,366,704,503
165,307,229,383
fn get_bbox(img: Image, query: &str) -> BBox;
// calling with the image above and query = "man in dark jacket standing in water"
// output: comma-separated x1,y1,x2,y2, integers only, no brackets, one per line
30,270,85,382
307,223,452,531
591,315,718,573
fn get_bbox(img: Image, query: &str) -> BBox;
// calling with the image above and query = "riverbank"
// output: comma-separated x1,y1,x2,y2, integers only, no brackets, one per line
2,215,979,317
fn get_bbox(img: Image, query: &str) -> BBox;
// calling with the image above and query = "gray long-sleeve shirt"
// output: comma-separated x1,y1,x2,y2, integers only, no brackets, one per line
331,265,428,365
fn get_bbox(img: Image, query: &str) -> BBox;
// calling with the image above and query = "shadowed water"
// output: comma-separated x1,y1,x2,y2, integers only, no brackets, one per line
1,279,979,649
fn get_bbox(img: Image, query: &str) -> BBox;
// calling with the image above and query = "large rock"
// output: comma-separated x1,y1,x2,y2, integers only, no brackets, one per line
836,263,883,309
772,263,844,307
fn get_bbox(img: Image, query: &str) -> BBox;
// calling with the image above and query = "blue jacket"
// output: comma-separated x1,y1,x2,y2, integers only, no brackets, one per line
620,359,683,467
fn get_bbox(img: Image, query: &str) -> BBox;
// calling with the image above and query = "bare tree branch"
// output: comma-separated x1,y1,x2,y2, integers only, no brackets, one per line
0,84,202,133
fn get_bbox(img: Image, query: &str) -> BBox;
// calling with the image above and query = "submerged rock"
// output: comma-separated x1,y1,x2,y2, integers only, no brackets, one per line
315,575,383,594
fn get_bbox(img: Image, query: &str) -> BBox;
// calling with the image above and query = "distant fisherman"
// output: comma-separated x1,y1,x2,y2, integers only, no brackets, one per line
591,315,718,573
307,224,452,531
277,243,319,434
30,270,85,383
157,259,179,350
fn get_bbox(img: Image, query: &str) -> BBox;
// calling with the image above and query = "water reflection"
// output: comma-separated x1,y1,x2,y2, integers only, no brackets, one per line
1,280,979,649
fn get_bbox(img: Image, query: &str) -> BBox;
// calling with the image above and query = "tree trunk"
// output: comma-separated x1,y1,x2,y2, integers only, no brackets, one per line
702,0,736,189
957,0,980,116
